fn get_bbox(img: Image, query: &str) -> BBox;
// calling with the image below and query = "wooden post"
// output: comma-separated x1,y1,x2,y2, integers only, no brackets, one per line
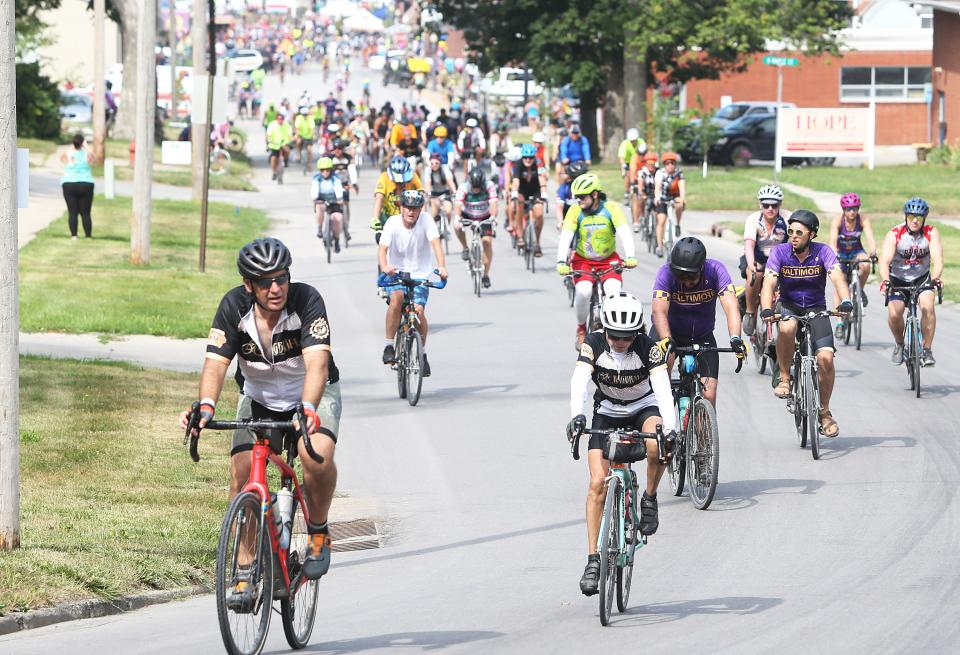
92,0,106,164
131,0,156,265
191,0,207,202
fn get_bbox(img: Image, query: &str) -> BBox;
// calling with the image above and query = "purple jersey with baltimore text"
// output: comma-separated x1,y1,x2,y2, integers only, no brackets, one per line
765,242,841,308
653,258,735,339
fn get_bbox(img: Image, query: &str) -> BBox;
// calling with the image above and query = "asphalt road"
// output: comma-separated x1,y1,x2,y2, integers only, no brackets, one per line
4,62,960,655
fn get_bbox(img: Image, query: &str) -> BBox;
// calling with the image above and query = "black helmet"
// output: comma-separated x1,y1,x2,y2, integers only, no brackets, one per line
789,209,820,233
238,238,291,279
670,236,707,275
400,189,426,208
468,167,486,188
333,138,347,149
566,161,589,178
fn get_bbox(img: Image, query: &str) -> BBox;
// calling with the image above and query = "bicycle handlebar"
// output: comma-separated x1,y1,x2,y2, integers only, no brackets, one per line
670,344,745,374
377,269,448,290
569,424,672,465
883,281,942,307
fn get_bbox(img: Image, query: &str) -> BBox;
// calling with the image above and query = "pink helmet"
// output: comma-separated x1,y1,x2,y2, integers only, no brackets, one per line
840,193,861,209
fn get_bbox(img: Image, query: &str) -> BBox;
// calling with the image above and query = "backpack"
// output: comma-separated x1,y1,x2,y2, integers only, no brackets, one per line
570,202,615,247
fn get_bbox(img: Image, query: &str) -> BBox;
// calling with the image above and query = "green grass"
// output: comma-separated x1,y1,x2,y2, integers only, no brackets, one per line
19,195,268,338
0,357,238,615
103,140,256,192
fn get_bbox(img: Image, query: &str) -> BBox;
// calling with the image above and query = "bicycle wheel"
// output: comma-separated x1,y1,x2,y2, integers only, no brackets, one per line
905,322,916,392
405,331,424,406
280,499,319,649
752,331,767,374
912,321,922,398
527,221,537,274
343,204,351,249
277,160,284,185
615,481,638,612
395,331,407,399
668,401,686,496
853,293,863,351
566,277,575,307
216,491,274,655
805,360,821,460
793,359,807,448
471,240,482,298
687,398,720,509
597,477,620,627
211,150,231,176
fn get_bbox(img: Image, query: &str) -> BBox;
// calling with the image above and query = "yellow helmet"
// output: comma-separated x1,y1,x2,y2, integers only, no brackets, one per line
316,157,334,171
571,173,602,196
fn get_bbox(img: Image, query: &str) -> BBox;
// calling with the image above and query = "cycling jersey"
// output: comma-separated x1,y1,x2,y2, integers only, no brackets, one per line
389,123,418,149
375,171,424,218
206,283,340,413
457,127,486,155
556,181,574,208
311,174,343,203
765,242,841,309
561,201,629,260
429,166,453,195
743,210,790,263
512,161,543,198
654,168,684,200
652,259,735,340
617,139,638,163
454,180,496,220
576,331,666,417
294,114,314,139
890,224,933,282
266,120,293,150
427,138,456,165
638,167,656,195
560,135,591,163
836,215,865,259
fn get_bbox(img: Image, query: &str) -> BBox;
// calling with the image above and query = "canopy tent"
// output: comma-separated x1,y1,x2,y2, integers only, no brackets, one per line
343,8,384,32
318,0,358,18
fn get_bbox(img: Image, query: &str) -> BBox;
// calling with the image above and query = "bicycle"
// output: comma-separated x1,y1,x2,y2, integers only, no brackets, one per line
210,143,232,176
563,274,576,307
515,197,541,272
462,216,494,298
662,201,679,255
315,198,342,264
581,263,627,332
641,196,656,255
436,194,452,256
569,424,670,626
747,271,775,375
838,256,876,351
183,405,327,655
885,279,942,398
378,271,447,406
667,344,742,509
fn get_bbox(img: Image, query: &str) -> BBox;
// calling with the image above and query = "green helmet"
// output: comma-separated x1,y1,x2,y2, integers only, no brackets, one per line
571,173,602,197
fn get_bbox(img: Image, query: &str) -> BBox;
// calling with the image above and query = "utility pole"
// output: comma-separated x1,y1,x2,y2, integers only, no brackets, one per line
0,0,21,551
198,0,215,272
170,1,178,122
191,0,207,202
92,0,106,164
131,0,156,265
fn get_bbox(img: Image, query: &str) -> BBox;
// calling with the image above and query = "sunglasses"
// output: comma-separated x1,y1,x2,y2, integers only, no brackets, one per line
677,272,700,282
761,203,780,209
786,228,809,237
606,332,636,343
906,214,925,221
253,272,290,289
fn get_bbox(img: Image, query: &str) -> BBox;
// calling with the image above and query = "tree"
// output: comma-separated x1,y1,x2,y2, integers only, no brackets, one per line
15,62,60,138
15,0,61,60
96,0,139,140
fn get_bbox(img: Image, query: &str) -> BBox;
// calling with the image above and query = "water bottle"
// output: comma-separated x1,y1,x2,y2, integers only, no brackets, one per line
678,396,690,430
276,488,293,551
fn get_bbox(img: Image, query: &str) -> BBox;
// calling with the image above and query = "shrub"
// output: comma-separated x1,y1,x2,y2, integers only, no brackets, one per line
16,62,61,139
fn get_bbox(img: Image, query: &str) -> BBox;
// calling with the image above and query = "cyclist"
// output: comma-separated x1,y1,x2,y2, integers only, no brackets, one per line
502,146,522,228
555,161,588,231
266,112,293,180
559,123,591,168
488,122,513,163
453,167,498,288
829,192,878,338
760,210,852,438
653,152,685,256
617,128,646,201
531,131,548,169
650,237,745,406
457,117,486,177
509,143,548,253
424,152,456,226
556,173,637,347
294,106,316,165
378,190,449,376
312,157,345,252
741,185,791,337
632,152,658,233
389,116,419,158
329,138,358,241
372,156,424,244
178,238,341,602
426,125,457,169
566,292,677,596
878,197,944,367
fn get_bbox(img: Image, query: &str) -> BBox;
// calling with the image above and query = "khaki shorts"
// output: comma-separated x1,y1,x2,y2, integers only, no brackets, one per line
230,382,342,456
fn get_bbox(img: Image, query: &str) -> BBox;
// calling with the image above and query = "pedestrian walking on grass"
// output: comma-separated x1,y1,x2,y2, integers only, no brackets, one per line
59,133,95,239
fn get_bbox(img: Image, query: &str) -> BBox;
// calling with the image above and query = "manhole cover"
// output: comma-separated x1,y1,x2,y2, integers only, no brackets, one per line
330,519,381,552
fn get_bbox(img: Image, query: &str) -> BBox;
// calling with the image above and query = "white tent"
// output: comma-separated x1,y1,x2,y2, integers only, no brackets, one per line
343,8,384,32
319,0,358,18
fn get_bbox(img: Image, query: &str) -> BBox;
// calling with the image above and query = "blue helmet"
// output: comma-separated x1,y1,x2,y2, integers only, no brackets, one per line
903,196,929,217
520,143,537,158
388,155,412,183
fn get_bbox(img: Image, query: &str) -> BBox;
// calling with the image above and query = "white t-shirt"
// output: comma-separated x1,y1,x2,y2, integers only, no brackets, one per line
381,213,440,278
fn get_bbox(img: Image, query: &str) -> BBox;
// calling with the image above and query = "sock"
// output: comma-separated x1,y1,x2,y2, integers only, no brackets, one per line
307,520,328,535
384,339,393,348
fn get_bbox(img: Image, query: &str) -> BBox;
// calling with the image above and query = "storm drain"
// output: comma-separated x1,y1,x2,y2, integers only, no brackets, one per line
330,519,381,552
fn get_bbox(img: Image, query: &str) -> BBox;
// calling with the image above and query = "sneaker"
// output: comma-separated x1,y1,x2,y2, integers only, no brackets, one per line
921,348,936,367
579,555,600,596
334,240,341,253
632,224,640,233
482,275,491,289
461,248,469,261
225,571,255,613
743,313,756,337
302,533,331,580
422,353,431,377
674,224,681,238
640,492,659,536
316,226,323,239
890,344,904,365
834,321,845,340
655,246,664,258
861,289,869,308
382,344,396,365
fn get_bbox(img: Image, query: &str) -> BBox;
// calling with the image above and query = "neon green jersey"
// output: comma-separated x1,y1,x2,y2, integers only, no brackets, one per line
617,139,637,162
294,114,314,139
266,121,293,150
562,201,628,260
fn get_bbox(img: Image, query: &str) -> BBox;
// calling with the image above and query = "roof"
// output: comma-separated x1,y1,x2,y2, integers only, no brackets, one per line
911,0,960,12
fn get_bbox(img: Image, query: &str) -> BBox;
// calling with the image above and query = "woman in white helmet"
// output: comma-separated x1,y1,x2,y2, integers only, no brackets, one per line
742,184,791,335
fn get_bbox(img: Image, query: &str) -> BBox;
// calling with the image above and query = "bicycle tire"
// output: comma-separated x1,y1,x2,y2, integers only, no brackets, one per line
280,500,319,649
752,331,767,374
687,398,720,509
323,225,332,264
343,204,350,249
395,331,407,399
793,358,807,448
526,220,537,274
668,400,686,496
471,240,482,298
854,293,863,351
216,491,274,655
912,321,922,398
807,359,821,460
597,478,620,627
615,479,638,612
405,331,424,406
905,322,916,391
277,161,284,185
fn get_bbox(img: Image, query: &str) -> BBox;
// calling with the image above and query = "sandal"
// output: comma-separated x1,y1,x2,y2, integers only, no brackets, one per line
534,246,543,257
819,410,839,438
774,376,792,399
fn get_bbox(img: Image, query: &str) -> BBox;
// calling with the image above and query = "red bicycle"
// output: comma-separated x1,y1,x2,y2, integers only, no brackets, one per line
185,403,326,655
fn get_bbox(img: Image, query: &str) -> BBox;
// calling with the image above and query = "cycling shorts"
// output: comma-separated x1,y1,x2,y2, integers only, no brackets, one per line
383,283,429,307
649,328,720,379
589,407,662,451
779,302,834,352
656,198,684,214
299,138,314,146
269,148,287,158
570,253,623,286
430,189,452,198
461,217,494,237
887,273,933,304
738,253,769,280
230,384,341,457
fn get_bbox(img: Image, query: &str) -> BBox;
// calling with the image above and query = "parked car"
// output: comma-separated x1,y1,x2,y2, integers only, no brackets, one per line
59,91,93,127
684,114,834,167
480,67,543,99
710,101,795,128
229,49,264,73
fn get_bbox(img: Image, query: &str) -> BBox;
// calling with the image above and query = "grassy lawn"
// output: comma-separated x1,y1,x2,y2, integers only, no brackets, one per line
0,357,236,615
111,164,257,192
19,195,269,338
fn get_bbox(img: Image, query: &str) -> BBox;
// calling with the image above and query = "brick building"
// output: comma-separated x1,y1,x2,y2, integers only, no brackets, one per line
917,1,960,145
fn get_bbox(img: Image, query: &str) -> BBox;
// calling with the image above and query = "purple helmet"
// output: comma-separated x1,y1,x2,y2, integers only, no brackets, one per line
840,193,861,209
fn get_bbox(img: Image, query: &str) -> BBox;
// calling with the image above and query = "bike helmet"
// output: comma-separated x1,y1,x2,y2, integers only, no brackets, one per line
465,117,478,128
559,128,568,137
506,146,522,162
299,106,309,115
520,143,537,158
434,125,448,137
532,131,545,144
789,209,820,233
571,173,602,196
326,123,340,134
332,138,347,149
399,189,426,208
662,151,679,163
626,128,640,141
670,237,707,275
388,155,412,183
468,167,486,188
566,161,589,178
601,292,644,337
757,184,784,203
903,196,929,217
316,156,333,171
840,192,861,209
237,238,291,279
643,152,658,163
636,138,648,154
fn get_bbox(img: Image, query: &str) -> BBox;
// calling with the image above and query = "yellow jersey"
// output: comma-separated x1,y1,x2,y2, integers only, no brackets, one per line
375,171,424,218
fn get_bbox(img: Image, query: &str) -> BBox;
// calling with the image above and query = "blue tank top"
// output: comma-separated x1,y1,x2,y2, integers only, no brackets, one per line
61,148,94,185
836,214,863,257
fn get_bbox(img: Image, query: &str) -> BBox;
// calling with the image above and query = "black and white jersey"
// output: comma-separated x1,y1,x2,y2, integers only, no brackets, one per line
205,283,339,412
576,331,666,417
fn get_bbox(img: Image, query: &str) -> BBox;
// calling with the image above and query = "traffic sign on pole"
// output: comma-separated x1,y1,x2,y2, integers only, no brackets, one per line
763,55,799,67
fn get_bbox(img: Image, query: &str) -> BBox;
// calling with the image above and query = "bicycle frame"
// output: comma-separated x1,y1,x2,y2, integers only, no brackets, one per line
602,464,643,568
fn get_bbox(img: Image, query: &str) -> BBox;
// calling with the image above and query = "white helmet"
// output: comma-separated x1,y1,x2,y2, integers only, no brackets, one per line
757,184,784,202
636,138,648,155
626,128,640,141
506,145,522,162
601,292,644,336
465,117,478,128
427,112,438,122
532,131,545,143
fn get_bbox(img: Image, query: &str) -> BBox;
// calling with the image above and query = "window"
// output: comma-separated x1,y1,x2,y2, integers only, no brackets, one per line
840,66,931,102
715,104,748,121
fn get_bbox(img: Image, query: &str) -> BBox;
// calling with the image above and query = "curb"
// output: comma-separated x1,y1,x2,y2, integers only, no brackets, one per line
0,585,211,636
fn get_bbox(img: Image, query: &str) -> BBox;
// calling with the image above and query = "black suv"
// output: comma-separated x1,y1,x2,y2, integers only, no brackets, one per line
684,114,834,167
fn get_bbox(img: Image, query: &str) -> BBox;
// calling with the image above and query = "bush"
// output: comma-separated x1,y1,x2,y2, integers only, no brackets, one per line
925,144,960,169
16,62,61,139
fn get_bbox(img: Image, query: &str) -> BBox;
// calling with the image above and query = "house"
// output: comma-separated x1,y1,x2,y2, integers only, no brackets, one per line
37,0,121,87
914,0,960,145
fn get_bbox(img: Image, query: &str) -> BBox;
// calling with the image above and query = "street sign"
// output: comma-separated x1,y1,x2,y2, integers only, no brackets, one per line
763,55,799,67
